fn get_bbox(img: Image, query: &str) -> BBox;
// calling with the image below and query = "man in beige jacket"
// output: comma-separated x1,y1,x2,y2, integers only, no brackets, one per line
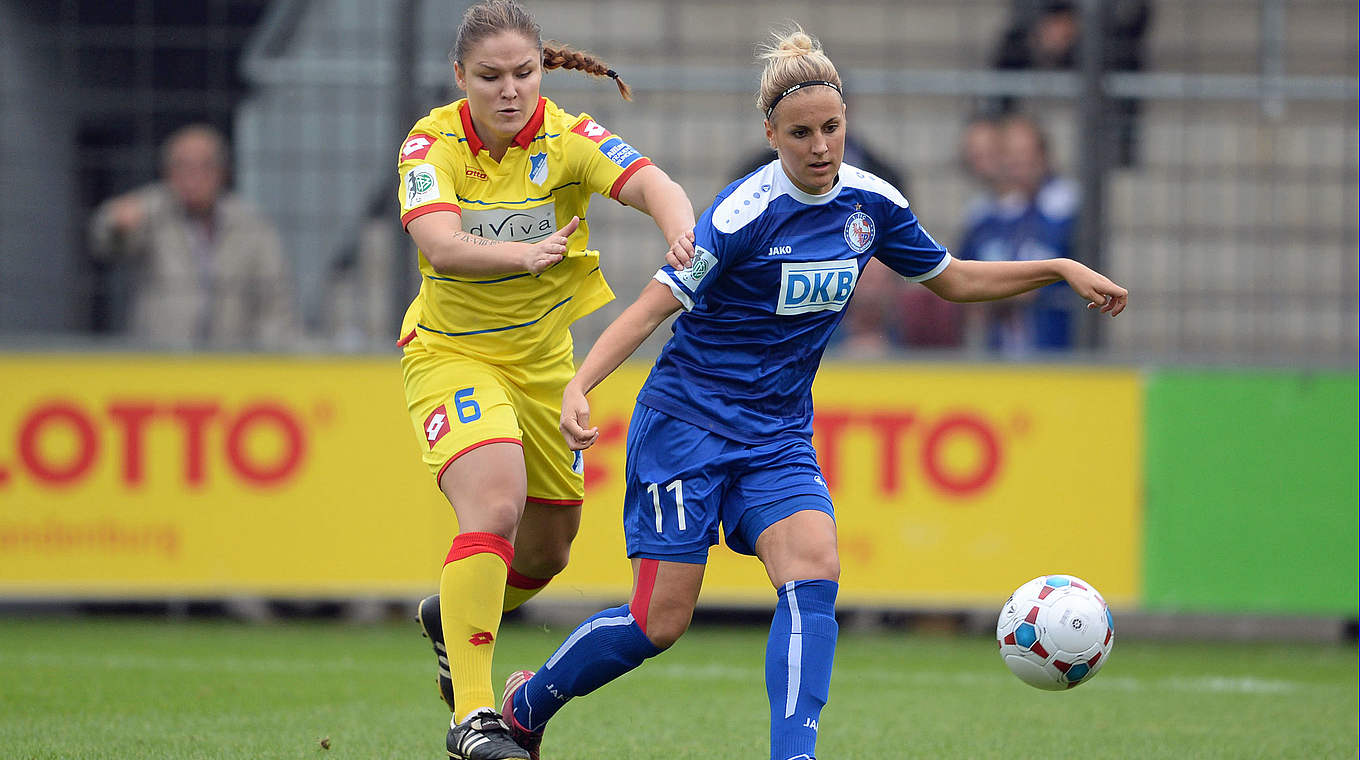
89,124,297,351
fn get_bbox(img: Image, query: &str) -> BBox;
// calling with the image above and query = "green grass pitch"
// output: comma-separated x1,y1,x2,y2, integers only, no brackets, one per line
0,617,1354,759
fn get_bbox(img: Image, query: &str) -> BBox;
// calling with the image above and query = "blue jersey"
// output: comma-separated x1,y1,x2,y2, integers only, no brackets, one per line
957,176,1079,350
638,160,951,444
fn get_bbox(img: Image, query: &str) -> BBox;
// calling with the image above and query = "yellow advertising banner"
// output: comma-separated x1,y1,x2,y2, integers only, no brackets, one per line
560,364,1143,609
0,357,1141,609
0,356,456,596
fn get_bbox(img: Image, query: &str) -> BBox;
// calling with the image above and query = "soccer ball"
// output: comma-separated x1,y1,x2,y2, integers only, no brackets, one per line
996,574,1113,690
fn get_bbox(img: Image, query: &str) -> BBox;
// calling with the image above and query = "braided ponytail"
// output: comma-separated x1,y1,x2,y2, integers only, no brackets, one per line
543,42,633,101
450,2,634,102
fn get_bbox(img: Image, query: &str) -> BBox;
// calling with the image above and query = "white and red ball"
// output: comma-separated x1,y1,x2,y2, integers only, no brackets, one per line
996,574,1113,690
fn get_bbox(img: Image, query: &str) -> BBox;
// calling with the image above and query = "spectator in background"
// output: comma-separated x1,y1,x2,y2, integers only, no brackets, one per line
960,113,1007,199
881,116,1023,354
89,124,297,351
956,114,1079,356
988,0,1150,166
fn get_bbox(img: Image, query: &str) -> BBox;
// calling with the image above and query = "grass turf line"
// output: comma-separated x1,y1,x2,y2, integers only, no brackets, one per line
0,619,1354,759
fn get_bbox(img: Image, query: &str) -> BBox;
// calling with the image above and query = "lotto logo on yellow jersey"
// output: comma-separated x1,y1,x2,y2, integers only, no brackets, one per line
571,118,612,142
424,405,450,447
401,133,435,161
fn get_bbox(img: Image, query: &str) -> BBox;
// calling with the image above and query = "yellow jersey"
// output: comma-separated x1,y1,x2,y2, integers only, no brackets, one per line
396,96,653,364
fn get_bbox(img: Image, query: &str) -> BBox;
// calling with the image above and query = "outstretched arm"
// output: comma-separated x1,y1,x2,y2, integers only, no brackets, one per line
89,186,156,260
923,257,1127,316
407,211,579,277
561,279,683,449
616,165,698,269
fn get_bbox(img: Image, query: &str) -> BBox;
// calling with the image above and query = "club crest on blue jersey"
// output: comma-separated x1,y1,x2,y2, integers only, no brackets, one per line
843,211,875,253
528,151,549,186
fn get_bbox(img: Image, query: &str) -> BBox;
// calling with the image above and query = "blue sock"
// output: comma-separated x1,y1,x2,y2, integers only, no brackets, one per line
512,603,661,731
766,579,838,760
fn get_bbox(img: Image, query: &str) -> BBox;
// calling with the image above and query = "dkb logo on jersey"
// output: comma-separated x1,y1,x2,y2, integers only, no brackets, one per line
776,260,859,315
843,211,876,253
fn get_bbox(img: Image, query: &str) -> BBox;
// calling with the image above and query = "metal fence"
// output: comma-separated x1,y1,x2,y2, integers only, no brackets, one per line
1,0,1355,363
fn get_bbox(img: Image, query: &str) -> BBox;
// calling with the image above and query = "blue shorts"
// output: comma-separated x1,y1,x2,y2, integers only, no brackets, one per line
623,404,835,564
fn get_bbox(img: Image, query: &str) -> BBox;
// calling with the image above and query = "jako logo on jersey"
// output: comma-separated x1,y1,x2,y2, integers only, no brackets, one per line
528,151,549,186
405,164,440,207
571,118,612,143
776,260,858,315
424,405,451,448
767,245,793,256
461,203,556,243
401,133,435,161
843,211,876,253
468,632,495,646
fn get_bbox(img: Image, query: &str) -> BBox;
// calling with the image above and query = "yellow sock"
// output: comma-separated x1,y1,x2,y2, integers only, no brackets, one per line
440,532,513,722
503,568,553,612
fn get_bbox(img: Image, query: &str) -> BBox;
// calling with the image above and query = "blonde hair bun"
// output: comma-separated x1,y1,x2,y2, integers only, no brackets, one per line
764,29,817,59
755,25,842,117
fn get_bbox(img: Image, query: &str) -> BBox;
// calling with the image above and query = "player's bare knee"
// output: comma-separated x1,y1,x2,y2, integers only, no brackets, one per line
643,607,693,650
471,498,525,539
768,543,840,586
811,549,840,583
516,546,570,579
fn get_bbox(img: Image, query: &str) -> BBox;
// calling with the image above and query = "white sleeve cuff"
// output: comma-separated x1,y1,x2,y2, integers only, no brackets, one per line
653,270,696,311
906,252,952,283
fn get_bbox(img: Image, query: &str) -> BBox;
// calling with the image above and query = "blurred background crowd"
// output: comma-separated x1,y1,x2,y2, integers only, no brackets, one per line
0,0,1354,365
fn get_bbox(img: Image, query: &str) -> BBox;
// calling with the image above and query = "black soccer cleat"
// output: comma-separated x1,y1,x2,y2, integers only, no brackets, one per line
446,710,530,760
417,593,457,712
500,670,544,760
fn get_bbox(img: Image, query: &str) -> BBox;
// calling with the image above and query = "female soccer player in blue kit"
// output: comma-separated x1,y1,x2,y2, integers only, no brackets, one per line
497,26,1128,760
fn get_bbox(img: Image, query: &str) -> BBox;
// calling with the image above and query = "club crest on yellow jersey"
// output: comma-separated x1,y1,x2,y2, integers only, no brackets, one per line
528,151,549,186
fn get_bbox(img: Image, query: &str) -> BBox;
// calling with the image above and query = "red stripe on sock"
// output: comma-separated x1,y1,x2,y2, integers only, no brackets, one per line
506,567,551,590
630,558,659,635
445,532,514,567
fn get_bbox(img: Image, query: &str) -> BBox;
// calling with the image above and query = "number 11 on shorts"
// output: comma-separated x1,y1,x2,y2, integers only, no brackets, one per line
646,479,685,533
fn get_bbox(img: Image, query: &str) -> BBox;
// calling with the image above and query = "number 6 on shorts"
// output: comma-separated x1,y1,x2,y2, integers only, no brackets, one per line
453,387,481,423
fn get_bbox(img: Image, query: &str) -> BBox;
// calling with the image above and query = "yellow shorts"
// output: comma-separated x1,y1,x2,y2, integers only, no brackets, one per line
401,335,584,505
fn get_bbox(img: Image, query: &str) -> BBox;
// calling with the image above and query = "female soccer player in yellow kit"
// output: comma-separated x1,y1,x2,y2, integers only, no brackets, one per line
395,2,695,757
